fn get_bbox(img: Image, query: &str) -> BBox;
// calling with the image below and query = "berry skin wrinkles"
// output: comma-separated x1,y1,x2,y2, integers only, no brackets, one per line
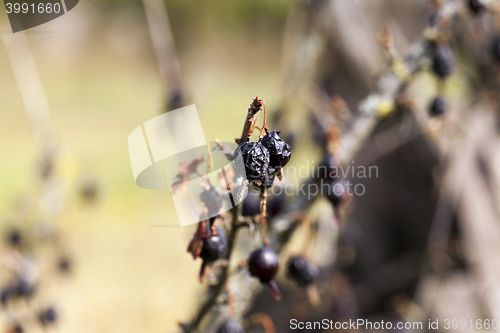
237,142,270,183
261,130,292,168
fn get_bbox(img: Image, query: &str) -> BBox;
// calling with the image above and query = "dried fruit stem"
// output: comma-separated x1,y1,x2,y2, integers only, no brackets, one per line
237,97,263,144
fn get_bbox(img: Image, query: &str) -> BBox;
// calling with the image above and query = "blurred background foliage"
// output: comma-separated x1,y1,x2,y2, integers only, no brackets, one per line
0,1,292,332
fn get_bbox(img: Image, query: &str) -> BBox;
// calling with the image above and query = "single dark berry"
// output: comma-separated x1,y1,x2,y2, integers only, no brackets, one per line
216,318,245,333
6,229,22,247
267,191,286,219
236,142,270,184
241,190,261,217
429,96,447,117
200,227,227,263
58,257,72,273
468,0,484,13
199,227,227,280
15,280,35,299
325,179,347,207
286,256,319,287
38,307,57,326
200,186,223,216
261,130,292,168
1,286,14,307
248,247,281,299
432,45,455,79
248,247,279,282
492,35,500,62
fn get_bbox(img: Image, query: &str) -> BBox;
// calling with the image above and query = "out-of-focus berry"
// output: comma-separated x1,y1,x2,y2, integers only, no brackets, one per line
199,227,227,280
429,96,447,117
468,0,484,14
326,179,347,207
432,45,455,79
286,256,319,287
317,154,341,179
6,229,22,248
38,307,57,326
15,279,35,299
200,186,223,216
267,191,286,219
58,257,72,273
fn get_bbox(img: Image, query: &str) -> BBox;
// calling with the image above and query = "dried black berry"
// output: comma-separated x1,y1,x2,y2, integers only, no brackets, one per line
492,35,500,62
241,190,261,217
236,142,272,189
261,130,292,168
432,45,455,79
200,227,227,263
200,186,223,216
248,247,279,282
429,96,447,117
248,247,281,299
216,318,245,333
325,179,347,207
286,256,319,287
468,0,484,13
38,307,57,326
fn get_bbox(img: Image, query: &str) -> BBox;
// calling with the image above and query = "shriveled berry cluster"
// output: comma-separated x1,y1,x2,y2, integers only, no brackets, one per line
236,129,291,192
